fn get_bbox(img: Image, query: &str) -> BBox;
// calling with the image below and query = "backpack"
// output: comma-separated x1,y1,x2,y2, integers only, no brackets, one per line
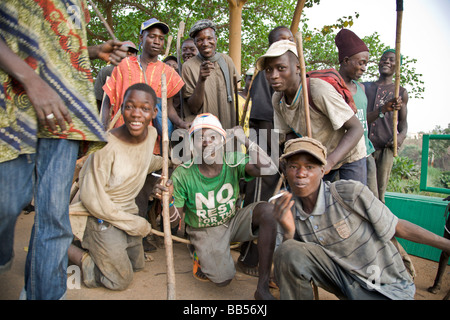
306,68,357,114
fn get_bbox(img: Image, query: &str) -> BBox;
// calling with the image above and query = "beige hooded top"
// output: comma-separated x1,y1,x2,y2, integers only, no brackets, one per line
69,127,162,240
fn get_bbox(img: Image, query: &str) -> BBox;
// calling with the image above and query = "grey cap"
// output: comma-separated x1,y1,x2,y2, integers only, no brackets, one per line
189,19,216,38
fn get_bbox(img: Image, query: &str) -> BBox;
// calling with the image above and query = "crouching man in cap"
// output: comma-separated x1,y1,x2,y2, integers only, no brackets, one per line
171,113,277,300
272,137,450,300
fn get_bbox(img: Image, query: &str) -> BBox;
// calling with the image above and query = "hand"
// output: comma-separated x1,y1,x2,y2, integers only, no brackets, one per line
23,75,72,132
152,177,174,201
272,192,296,240
382,96,403,113
199,61,214,81
97,40,128,66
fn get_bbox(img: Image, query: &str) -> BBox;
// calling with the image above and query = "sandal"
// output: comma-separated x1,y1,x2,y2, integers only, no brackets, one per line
193,251,210,282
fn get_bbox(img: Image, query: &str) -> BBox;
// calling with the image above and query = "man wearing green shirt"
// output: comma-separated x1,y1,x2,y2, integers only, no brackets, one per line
171,113,277,300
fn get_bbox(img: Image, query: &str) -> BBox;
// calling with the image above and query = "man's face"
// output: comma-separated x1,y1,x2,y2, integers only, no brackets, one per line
285,153,324,199
165,59,178,72
194,28,217,59
140,27,165,58
344,51,369,81
264,52,299,92
378,51,396,77
192,128,224,164
182,40,198,62
121,90,157,138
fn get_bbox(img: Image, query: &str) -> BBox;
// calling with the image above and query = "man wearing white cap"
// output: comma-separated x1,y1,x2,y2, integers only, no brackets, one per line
256,40,366,183
170,113,277,300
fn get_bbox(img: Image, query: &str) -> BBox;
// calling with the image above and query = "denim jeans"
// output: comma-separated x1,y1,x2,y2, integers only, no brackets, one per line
0,138,79,299
324,157,367,185
153,98,174,141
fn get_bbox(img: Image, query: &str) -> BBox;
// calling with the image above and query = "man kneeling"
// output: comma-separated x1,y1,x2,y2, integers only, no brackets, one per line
171,113,277,300
273,137,450,300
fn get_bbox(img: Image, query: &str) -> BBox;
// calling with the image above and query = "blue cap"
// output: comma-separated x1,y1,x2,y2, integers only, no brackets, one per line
140,18,169,35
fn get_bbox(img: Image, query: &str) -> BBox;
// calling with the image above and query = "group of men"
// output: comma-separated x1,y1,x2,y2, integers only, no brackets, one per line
1,0,449,301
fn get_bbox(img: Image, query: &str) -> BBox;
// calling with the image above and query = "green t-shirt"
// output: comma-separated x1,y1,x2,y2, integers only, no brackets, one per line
172,152,253,228
353,80,375,156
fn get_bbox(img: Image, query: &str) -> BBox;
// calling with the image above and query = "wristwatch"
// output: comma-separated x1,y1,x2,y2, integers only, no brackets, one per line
378,106,384,118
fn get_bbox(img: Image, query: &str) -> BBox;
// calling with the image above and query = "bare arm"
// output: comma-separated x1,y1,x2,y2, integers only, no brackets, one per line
324,115,364,174
0,38,72,132
395,219,450,255
88,40,128,66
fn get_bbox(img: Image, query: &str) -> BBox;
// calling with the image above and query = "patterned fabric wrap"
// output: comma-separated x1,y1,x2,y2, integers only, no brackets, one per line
0,0,107,163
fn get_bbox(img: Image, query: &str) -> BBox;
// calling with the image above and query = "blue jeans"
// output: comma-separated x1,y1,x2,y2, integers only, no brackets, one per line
324,157,367,185
153,98,174,142
0,138,79,299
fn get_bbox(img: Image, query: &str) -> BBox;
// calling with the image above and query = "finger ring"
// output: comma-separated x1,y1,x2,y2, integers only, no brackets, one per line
46,113,55,120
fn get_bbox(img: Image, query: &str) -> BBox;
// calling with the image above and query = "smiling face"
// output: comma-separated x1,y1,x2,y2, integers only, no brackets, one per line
378,51,396,77
140,27,165,59
194,28,217,59
121,89,157,143
181,39,198,62
285,153,325,200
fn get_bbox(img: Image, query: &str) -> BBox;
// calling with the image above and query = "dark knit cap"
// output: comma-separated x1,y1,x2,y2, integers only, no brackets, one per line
189,19,216,38
335,29,369,63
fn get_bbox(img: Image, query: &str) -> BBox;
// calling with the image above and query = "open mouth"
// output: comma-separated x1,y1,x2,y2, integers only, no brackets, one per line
129,121,144,130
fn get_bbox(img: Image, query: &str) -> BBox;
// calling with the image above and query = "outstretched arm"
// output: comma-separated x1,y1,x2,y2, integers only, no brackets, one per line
395,219,450,255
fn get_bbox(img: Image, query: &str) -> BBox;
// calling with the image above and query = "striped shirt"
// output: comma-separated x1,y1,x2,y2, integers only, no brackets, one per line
0,0,107,163
276,180,415,300
103,56,184,128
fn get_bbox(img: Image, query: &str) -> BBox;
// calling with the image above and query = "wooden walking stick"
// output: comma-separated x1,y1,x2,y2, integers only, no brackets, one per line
164,35,173,58
161,73,176,300
393,0,403,157
295,31,312,138
239,68,259,127
176,21,185,118
290,0,307,34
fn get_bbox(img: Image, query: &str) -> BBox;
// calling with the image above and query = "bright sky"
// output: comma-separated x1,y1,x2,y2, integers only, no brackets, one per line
304,0,450,134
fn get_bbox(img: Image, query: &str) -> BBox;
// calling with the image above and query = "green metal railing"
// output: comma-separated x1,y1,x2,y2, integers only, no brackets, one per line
420,134,450,194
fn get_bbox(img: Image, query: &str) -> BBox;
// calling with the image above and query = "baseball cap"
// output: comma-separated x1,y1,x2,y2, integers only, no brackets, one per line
256,40,298,70
280,137,327,166
122,40,138,52
140,18,169,35
189,113,226,138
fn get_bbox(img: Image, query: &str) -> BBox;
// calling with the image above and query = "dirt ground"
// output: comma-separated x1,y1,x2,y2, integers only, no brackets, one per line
0,211,449,301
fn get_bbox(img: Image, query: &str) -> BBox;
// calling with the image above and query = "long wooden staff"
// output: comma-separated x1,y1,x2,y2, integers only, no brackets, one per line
295,32,312,137
161,73,176,300
164,35,173,58
290,0,307,34
393,0,403,157
239,68,259,127
176,21,185,118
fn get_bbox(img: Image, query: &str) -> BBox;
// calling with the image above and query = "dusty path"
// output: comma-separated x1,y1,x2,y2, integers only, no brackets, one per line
0,211,448,301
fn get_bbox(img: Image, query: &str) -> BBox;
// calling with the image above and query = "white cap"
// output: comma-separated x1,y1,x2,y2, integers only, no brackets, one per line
256,40,298,71
189,113,226,138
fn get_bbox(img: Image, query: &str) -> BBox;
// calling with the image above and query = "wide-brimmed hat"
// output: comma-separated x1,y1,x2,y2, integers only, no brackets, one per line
255,40,298,70
140,18,169,35
280,137,327,166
